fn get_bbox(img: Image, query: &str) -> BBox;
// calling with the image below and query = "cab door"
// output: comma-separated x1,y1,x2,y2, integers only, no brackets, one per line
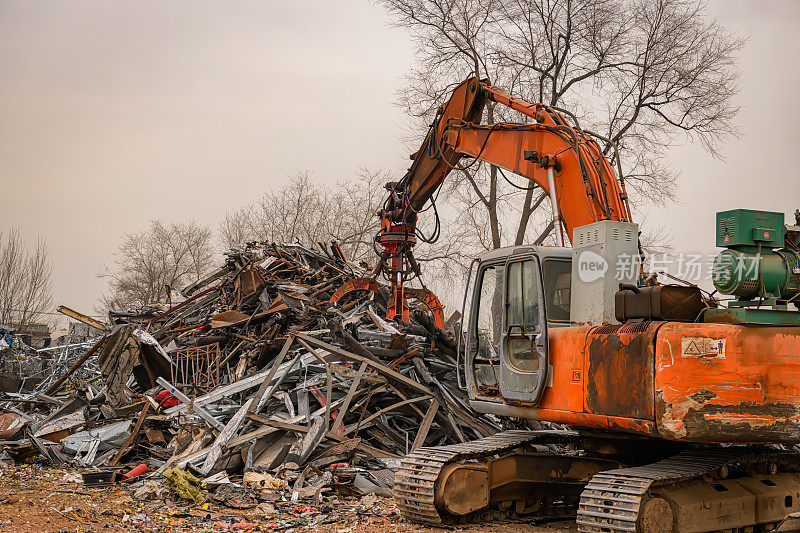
499,255,549,404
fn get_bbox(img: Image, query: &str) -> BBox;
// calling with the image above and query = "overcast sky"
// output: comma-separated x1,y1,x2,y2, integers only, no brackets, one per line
1,0,799,320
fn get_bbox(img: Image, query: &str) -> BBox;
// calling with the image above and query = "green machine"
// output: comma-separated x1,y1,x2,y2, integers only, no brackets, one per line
708,208,800,324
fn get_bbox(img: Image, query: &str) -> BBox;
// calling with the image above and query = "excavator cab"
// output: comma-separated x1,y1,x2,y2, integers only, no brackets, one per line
464,246,572,405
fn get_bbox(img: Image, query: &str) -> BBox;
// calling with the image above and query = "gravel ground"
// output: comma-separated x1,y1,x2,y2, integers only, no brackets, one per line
0,465,579,533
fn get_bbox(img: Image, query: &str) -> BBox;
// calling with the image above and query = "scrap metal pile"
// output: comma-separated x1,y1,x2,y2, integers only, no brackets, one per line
0,242,517,512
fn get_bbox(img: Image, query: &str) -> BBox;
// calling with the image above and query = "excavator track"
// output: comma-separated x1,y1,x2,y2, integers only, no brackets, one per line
394,429,579,526
577,448,800,533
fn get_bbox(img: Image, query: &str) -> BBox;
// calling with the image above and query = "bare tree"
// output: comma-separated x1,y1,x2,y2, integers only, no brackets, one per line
220,169,389,265
381,0,743,252
0,229,53,328
218,169,471,311
101,220,217,310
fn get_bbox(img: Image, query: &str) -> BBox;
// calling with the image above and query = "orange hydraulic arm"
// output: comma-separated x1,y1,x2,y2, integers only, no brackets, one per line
331,77,632,326
403,77,631,238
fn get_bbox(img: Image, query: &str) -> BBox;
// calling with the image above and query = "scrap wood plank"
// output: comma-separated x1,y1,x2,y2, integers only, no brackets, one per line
153,414,308,476
248,335,295,414
247,413,309,434
329,361,368,436
199,397,253,475
297,387,310,424
329,362,385,383
295,338,332,432
286,415,325,465
247,412,398,459
411,399,439,451
247,390,350,435
153,426,277,475
308,437,360,465
341,395,432,438
108,402,150,466
296,334,432,397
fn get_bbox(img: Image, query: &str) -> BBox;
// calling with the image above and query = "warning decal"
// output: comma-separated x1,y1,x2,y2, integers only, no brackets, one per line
681,337,726,359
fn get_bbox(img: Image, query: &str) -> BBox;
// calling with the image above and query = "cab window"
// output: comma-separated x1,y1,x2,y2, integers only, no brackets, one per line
473,265,503,360
506,259,540,373
542,259,571,322
506,260,540,333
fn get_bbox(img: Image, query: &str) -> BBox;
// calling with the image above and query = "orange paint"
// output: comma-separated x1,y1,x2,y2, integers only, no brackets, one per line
503,322,800,443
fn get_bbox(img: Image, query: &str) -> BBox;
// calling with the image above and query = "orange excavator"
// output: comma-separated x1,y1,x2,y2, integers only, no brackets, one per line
332,77,800,532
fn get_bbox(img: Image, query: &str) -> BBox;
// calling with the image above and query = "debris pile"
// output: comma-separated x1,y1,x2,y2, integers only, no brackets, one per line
0,322,101,395
0,242,516,516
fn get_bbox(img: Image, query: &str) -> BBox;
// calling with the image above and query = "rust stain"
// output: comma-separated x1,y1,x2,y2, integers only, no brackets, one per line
657,391,800,442
586,324,658,420
689,389,717,404
655,322,800,443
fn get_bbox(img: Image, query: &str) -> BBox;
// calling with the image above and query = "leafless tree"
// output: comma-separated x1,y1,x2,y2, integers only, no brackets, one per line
381,0,743,253
100,220,217,310
220,169,389,265
0,229,53,328
219,169,470,313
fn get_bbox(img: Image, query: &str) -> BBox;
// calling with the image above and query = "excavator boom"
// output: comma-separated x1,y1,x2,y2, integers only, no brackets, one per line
402,78,631,237
331,76,632,326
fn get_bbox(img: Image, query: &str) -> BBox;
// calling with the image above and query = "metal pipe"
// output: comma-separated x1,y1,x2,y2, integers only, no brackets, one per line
546,167,565,246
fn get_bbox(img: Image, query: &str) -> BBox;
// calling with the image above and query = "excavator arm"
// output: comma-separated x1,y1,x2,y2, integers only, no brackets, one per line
331,77,632,326
403,77,631,237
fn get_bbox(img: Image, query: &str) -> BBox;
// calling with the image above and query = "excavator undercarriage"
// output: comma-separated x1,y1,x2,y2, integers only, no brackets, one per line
395,431,800,532
395,430,594,525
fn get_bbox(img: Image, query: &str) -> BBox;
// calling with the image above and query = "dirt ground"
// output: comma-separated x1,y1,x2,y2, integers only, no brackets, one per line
0,465,578,533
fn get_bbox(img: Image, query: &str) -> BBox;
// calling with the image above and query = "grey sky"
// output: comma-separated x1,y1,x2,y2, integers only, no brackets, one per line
1,0,799,318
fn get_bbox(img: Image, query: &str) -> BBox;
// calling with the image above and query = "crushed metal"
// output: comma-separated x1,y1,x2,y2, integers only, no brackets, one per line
0,241,519,517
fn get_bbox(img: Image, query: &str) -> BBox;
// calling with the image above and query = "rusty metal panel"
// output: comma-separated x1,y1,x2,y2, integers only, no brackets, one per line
234,267,266,306
585,322,661,420
479,325,659,437
170,342,221,392
654,322,800,442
